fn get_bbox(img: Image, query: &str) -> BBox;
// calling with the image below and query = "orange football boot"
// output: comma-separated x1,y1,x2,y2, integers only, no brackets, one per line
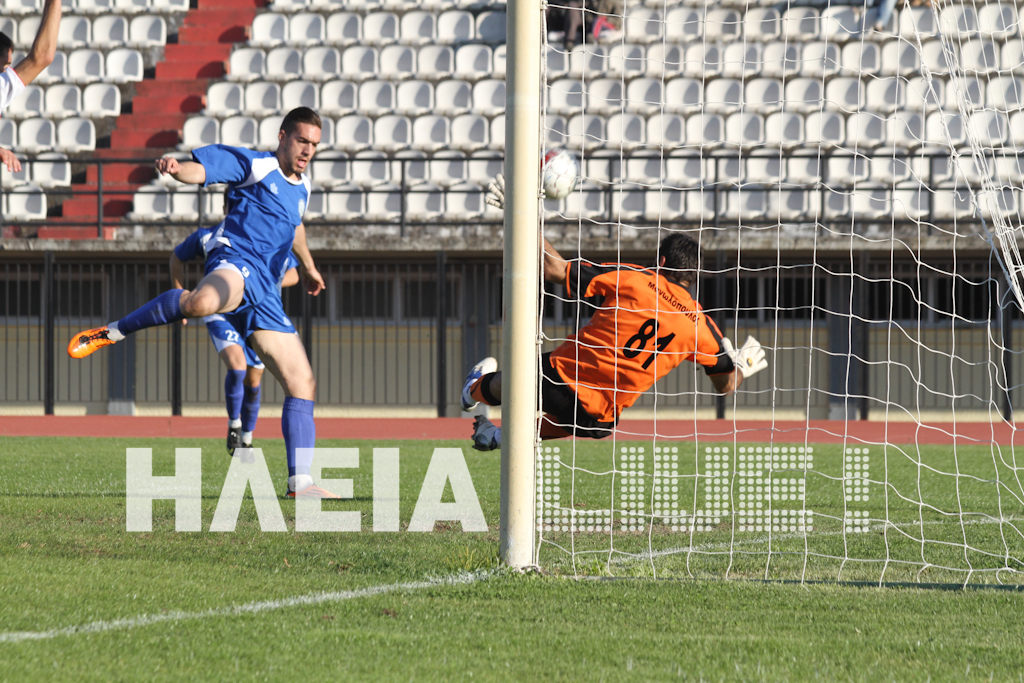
67,327,116,358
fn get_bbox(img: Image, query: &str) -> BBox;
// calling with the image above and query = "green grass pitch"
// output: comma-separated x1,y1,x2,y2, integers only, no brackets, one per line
2,435,1023,679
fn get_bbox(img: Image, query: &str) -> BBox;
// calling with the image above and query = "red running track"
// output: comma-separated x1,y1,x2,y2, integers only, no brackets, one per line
1,416,1020,445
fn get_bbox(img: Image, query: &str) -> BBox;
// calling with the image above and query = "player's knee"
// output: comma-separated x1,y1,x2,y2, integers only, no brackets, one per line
181,290,219,317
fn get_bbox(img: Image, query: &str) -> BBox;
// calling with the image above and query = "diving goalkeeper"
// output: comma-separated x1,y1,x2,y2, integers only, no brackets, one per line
461,224,768,450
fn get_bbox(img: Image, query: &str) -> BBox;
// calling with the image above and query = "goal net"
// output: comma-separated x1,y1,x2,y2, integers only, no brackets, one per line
528,0,1024,584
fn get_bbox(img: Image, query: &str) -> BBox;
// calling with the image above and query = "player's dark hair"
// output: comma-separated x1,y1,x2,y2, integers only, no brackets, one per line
0,32,13,59
280,107,322,134
657,233,700,285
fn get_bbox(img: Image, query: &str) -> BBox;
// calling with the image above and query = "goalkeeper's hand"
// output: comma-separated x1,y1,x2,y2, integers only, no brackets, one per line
721,335,768,379
485,173,505,210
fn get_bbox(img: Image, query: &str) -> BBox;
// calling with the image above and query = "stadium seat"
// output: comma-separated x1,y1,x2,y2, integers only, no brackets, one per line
335,114,373,152
919,40,951,76
437,10,474,43
931,187,973,219
685,113,724,149
548,78,583,115
373,114,412,152
624,156,663,184
704,78,742,114
169,188,199,221
4,184,47,221
704,8,742,41
891,183,929,221
546,45,569,79
151,0,189,11
717,156,743,185
1,0,35,16
228,48,266,82
5,85,44,120
220,116,258,147
643,189,685,221
607,44,646,78
683,43,721,78
434,79,472,115
342,46,379,80
54,15,91,49
744,7,781,41
745,78,783,114
845,112,886,149
265,47,301,82
449,114,489,152
665,7,702,42
206,82,243,116
645,43,683,77
493,44,507,78
288,12,324,46
967,110,1009,146
944,76,983,112
476,10,506,44
769,189,814,221
866,77,905,114
685,189,715,221
182,116,219,149
563,181,604,220
256,115,283,150
611,187,646,222
400,10,435,45
852,186,891,221
446,181,484,219
787,156,821,184
243,81,281,117
784,78,825,113
405,183,445,220
588,78,624,116
566,113,606,151
545,115,568,149
454,44,492,80
821,5,863,42
886,111,925,149
395,80,433,116
106,48,143,83
250,13,288,48
31,152,71,188
393,151,429,187
825,77,862,111
646,112,685,147
840,42,878,76
379,45,416,79
606,113,645,150
358,80,395,116
320,80,357,117
939,4,977,35
827,156,869,185
34,50,66,86
879,39,920,77
746,156,784,184
113,0,150,15
764,111,804,149
869,155,913,185
568,45,608,78
425,151,465,187
904,75,942,111
82,83,121,118
721,43,761,79
781,7,820,40
92,15,127,48
725,112,764,149
467,153,502,185
821,189,850,219
324,184,365,220
899,6,937,38
282,80,319,111
623,8,662,44
978,3,1016,39
472,79,506,117
987,76,1024,111
363,11,399,45
67,48,104,84
364,183,402,220
1,157,29,188
303,46,341,81
800,42,840,78
310,154,350,188
924,111,965,148
960,39,999,75
269,0,309,13
761,42,800,78
664,156,706,186
17,118,56,154
130,185,170,220
55,117,95,153
325,12,361,46
128,15,165,47
663,78,702,114
1002,40,1024,71
489,115,505,151
804,111,845,148
419,45,455,80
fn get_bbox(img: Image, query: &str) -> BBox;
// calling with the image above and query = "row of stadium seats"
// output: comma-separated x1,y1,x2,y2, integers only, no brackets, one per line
227,44,505,82
6,83,121,120
248,9,506,47
5,50,142,92
124,183,1009,224
1,14,167,50
0,153,72,189
0,118,96,154
2,0,186,15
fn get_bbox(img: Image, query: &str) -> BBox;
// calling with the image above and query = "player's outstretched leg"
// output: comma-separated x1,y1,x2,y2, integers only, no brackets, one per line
461,357,497,411
68,289,186,359
472,415,501,451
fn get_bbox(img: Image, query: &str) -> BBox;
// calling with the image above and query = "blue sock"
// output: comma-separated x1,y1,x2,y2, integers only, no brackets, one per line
115,289,184,336
241,384,261,433
224,370,245,422
281,396,315,477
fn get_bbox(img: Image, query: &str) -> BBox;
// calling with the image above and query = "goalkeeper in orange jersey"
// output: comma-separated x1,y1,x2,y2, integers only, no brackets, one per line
460,231,768,450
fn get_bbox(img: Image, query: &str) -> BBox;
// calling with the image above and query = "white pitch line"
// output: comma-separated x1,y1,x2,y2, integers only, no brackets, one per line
0,571,491,645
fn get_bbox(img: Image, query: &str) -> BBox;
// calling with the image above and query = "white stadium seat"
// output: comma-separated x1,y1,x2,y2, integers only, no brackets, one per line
400,10,435,44
320,80,357,117
265,47,302,82
887,111,925,149
106,48,144,83
450,114,489,151
434,80,472,115
411,114,450,152
437,10,474,43
840,42,877,76
250,13,288,48
828,156,869,184
341,46,379,80
569,45,607,78
744,7,781,40
418,45,455,80
548,79,584,115
55,117,95,153
664,77,702,114
725,112,764,149
685,113,724,149
801,42,840,78
566,113,605,151
764,111,803,149
220,116,258,147
644,189,685,221
358,80,395,116
427,151,466,187
169,188,199,221
879,40,919,77
373,114,412,152
453,44,492,80
302,46,341,81
784,78,824,113
625,78,662,115
34,51,66,85
206,82,244,116
704,8,742,41
364,183,402,220
978,3,1016,39
825,77,862,111
396,80,433,116
961,39,999,75
624,8,662,44
804,111,845,148
1,156,29,188
92,15,127,48
761,42,800,78
129,15,167,47
607,44,646,78
665,7,701,42
746,156,784,184
131,185,170,221
781,7,820,40
4,184,47,221
924,111,965,148
32,152,71,188
379,45,416,79
919,40,951,76
645,43,682,78
228,48,265,82
326,12,361,46
944,76,983,112
588,78,624,116
67,48,104,84
114,0,150,15
489,115,505,152
606,113,645,149
182,116,219,150
335,114,373,152
472,79,506,117
6,85,44,120
325,184,365,220
446,181,484,219
82,83,121,118
476,10,506,43
406,183,445,220
787,156,821,184
243,81,281,117
821,5,863,42
987,77,1024,111
704,78,742,114
939,4,977,35
288,12,324,46
310,154,350,188
845,112,886,149
865,77,904,114
362,11,399,44
899,7,937,38
745,78,783,114
257,115,283,151
968,110,1009,146
282,80,319,110
44,84,81,119
683,43,721,78
721,43,761,79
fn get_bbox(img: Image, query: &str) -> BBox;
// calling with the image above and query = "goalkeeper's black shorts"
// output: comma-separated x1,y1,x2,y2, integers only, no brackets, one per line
541,352,616,440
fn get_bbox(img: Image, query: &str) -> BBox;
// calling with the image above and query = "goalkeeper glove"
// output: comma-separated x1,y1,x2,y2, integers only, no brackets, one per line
721,335,768,379
485,173,505,210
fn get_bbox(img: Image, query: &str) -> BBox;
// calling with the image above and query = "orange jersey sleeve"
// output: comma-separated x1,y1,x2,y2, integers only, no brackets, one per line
551,260,734,423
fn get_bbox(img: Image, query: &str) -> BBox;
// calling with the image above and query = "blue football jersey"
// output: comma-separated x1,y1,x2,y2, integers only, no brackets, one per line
175,226,297,288
191,144,310,282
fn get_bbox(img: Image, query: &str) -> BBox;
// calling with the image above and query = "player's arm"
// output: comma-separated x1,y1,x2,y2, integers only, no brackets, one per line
169,252,187,290
12,0,61,86
281,267,300,288
292,222,324,296
543,237,569,284
154,156,206,185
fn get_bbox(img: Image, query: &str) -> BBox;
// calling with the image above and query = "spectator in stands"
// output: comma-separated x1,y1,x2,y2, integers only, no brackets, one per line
558,0,623,50
874,0,932,31
0,0,62,172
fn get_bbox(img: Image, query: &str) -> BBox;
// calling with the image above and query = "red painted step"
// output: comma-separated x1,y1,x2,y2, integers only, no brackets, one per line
37,226,117,240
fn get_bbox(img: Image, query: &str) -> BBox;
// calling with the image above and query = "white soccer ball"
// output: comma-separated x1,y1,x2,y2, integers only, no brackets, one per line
541,149,580,200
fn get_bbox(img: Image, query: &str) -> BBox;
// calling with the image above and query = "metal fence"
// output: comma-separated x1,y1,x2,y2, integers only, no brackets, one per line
0,251,1018,419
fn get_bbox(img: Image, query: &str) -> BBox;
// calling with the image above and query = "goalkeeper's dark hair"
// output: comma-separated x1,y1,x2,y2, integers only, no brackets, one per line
0,32,12,59
280,107,322,134
657,233,700,285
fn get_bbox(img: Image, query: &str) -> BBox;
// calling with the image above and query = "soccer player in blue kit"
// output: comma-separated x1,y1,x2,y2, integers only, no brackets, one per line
68,107,338,499
170,226,299,457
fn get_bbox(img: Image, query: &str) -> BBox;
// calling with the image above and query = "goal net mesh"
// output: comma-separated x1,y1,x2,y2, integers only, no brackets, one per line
535,0,1024,584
